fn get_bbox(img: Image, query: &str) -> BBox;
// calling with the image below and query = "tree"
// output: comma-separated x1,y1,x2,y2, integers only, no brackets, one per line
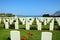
42,14,50,17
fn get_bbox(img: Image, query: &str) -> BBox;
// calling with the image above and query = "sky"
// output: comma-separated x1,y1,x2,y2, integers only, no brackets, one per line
0,0,60,16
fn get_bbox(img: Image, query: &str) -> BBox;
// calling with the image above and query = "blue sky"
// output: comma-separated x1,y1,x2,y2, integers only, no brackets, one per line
0,0,60,16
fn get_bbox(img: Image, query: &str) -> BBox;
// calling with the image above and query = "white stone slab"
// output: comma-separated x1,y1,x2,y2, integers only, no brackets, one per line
50,18,54,30
10,30,20,40
26,17,34,30
10,18,14,24
15,19,19,29
3,19,9,29
0,17,1,23
26,22,30,30
56,17,60,26
19,17,26,25
36,17,43,30
37,23,42,30
5,22,9,29
41,32,52,40
44,17,52,25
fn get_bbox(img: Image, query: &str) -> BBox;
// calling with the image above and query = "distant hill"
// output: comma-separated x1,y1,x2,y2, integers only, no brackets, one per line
0,13,15,17
53,11,60,16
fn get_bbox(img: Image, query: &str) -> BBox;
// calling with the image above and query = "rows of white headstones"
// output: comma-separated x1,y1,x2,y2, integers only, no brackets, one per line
0,17,60,30
10,30,52,40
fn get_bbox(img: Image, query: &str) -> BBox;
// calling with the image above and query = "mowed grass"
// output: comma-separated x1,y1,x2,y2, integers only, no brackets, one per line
0,28,60,40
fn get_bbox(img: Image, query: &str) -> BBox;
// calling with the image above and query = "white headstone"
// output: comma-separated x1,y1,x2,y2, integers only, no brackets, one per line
5,22,9,29
19,17,26,25
10,18,14,24
10,30,20,40
36,17,44,30
56,17,60,26
0,17,1,23
9,17,15,24
44,17,52,25
50,18,54,30
3,19,9,29
15,18,19,29
26,17,34,30
41,32,52,40
26,22,30,30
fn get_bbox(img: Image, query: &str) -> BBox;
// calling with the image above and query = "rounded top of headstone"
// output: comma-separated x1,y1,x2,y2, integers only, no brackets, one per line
54,11,60,16
10,30,20,33
41,32,52,35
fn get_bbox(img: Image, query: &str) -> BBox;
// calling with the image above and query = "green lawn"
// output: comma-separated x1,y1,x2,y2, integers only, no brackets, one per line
0,18,60,40
0,28,60,40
